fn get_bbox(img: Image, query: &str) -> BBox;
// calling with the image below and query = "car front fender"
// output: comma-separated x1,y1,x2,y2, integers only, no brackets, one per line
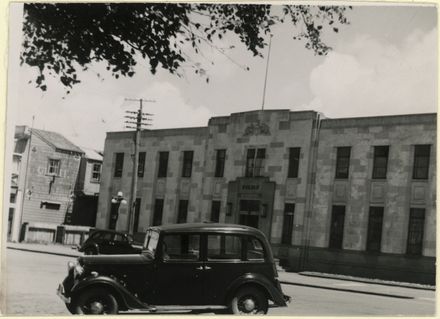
71,275,147,309
226,273,287,307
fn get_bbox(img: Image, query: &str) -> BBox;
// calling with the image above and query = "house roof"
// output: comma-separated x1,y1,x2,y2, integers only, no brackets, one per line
32,128,84,154
80,146,103,162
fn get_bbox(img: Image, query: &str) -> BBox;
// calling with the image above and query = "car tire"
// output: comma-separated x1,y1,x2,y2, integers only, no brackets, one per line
72,288,119,314
84,247,98,255
230,286,268,315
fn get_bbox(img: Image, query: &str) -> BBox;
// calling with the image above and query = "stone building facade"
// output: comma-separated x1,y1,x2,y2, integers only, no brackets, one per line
96,110,436,284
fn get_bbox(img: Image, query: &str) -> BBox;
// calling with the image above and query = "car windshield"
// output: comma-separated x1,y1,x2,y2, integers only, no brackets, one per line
143,230,159,256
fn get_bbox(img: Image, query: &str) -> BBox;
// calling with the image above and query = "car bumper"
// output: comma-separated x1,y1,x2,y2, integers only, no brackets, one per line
56,283,71,304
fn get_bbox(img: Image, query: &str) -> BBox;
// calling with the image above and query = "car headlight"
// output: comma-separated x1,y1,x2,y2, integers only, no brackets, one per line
67,260,84,277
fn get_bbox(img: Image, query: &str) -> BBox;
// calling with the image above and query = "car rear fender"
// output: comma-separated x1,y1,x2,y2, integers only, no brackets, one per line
226,273,287,307
71,276,147,310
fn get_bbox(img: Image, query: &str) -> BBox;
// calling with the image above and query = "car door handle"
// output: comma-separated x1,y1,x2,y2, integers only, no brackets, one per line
196,266,212,270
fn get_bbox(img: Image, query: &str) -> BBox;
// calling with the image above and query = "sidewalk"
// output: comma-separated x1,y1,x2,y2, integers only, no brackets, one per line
5,242,435,296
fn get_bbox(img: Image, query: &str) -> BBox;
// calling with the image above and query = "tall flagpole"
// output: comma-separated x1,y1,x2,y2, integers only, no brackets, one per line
261,35,273,111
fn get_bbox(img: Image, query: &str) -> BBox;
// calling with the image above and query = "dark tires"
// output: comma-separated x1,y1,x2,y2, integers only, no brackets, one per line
84,247,98,255
230,286,268,315
71,288,119,314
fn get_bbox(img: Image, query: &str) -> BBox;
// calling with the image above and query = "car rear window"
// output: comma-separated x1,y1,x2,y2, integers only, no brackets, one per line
245,236,266,261
207,234,242,261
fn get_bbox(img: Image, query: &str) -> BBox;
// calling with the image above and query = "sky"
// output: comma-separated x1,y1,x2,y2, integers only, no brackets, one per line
7,3,438,150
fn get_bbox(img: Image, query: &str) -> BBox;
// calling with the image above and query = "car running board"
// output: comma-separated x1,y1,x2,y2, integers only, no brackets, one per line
123,305,228,314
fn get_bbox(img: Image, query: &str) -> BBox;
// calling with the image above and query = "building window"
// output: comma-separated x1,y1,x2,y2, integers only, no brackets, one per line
182,151,194,178
47,159,61,175
10,193,17,204
91,163,101,182
335,147,351,179
281,203,295,245
137,152,146,177
211,200,221,222
413,145,430,180
214,149,226,178
407,208,425,255
177,200,189,223
372,146,389,179
158,152,169,178
366,207,384,252
114,153,124,177
329,205,345,249
133,198,141,232
287,148,300,178
40,201,61,210
152,199,164,226
245,148,266,177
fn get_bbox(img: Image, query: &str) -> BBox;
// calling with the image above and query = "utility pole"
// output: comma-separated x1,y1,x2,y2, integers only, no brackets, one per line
124,98,154,234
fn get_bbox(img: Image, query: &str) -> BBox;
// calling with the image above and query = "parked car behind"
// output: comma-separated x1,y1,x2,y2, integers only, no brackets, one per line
58,223,291,315
78,229,143,255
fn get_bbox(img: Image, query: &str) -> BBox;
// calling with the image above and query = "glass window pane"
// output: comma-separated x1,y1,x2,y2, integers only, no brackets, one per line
207,235,242,260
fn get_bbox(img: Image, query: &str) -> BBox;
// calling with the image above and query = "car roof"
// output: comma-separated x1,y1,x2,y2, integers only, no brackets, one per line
149,223,265,236
92,229,129,235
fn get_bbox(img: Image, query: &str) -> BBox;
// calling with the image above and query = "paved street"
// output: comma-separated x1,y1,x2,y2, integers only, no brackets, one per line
4,248,436,316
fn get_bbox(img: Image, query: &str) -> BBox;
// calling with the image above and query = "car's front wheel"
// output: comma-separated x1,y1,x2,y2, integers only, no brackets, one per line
230,286,268,315
72,288,119,314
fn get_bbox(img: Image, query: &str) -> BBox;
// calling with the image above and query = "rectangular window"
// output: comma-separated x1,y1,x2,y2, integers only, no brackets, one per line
177,200,189,223
211,200,221,222
207,234,242,261
182,151,194,178
407,208,425,255
152,199,164,226
133,198,141,233
335,147,351,179
281,203,295,245
91,163,101,182
162,234,200,261
287,148,301,178
214,149,226,178
372,146,389,179
47,159,61,175
114,153,124,177
158,152,169,178
245,236,266,261
366,207,384,252
138,152,146,177
413,145,430,179
329,205,345,249
245,148,266,177
40,201,61,210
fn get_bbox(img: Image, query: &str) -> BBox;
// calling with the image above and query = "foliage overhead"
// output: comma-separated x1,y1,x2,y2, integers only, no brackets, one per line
21,3,351,92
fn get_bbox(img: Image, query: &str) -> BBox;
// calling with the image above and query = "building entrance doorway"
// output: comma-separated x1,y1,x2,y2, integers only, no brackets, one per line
226,177,275,240
239,199,260,229
239,214,259,229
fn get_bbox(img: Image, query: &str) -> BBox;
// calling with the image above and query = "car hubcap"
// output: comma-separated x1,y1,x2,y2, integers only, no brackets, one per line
239,296,258,314
88,301,104,314
243,298,256,312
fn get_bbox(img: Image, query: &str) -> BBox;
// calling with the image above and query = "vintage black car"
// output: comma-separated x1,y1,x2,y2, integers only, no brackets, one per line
78,229,143,255
57,223,291,315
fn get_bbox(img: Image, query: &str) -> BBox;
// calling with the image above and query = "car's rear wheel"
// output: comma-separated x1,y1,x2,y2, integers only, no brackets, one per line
84,247,98,255
72,288,119,314
230,286,268,315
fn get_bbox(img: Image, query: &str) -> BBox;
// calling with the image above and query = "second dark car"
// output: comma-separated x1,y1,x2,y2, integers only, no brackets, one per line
78,229,143,255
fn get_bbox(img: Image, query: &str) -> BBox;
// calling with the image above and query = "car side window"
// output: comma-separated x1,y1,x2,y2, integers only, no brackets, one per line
162,234,200,261
207,234,242,261
245,236,266,261
114,234,125,242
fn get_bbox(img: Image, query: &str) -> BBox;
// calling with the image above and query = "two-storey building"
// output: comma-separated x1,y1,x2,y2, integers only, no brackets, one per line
96,110,436,284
